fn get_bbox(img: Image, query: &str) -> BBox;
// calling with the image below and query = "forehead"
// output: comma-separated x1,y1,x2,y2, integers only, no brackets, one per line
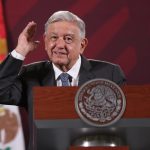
46,21,80,36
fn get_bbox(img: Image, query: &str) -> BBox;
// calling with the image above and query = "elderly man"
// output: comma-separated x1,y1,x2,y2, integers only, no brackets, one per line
0,11,126,149
0,11,125,107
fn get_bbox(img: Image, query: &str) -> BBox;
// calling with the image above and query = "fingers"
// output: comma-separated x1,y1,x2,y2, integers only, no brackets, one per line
16,21,39,57
34,40,40,44
23,21,37,41
27,22,37,41
33,40,40,49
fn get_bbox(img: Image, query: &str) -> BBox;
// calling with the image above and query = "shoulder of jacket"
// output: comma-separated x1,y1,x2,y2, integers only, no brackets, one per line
20,60,51,74
88,59,118,67
23,60,52,68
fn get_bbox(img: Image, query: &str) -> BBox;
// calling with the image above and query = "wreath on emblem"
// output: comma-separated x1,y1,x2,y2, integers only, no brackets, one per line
75,79,126,127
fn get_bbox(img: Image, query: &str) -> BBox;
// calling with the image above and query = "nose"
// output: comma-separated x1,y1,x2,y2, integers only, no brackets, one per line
56,37,66,48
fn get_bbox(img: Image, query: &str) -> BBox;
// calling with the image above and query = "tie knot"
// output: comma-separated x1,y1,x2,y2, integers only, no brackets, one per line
59,73,70,86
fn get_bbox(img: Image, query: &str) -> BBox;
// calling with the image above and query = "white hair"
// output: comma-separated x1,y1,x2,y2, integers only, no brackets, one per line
45,11,86,38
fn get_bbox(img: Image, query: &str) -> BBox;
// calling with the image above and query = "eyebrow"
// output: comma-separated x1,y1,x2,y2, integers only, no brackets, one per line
49,32,75,36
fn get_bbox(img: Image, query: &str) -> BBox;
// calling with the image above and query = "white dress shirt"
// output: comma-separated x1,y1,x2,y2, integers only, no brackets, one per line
52,56,81,86
11,50,25,60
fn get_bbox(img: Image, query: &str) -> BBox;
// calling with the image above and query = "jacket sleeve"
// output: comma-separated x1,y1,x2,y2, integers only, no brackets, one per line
112,64,126,86
0,54,24,105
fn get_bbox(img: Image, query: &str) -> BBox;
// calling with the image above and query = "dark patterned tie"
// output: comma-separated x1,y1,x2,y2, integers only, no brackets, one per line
59,73,70,86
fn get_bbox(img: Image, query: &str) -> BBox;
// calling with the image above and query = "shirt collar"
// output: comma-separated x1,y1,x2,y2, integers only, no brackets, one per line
52,55,81,80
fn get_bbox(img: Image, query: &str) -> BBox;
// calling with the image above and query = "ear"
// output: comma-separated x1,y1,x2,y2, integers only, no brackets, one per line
80,38,88,54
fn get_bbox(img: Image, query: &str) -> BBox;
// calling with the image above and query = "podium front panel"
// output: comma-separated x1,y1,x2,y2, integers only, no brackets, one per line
33,86,150,150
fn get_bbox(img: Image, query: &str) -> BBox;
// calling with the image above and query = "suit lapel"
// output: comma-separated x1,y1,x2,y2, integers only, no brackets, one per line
40,57,95,86
78,56,95,86
40,62,56,86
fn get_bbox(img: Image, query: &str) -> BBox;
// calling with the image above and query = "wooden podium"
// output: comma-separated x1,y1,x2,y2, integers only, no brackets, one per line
33,85,150,150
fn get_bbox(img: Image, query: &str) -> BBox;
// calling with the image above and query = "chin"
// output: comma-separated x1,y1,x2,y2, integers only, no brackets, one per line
53,59,69,66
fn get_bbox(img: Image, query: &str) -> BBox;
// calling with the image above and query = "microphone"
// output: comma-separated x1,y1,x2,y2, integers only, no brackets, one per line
68,76,72,86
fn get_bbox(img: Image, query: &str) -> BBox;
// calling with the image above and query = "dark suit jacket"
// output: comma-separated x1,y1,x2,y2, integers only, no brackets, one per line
0,54,126,149
0,54,126,109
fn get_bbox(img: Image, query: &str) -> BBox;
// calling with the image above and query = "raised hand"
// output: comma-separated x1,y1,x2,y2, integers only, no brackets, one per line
15,21,40,57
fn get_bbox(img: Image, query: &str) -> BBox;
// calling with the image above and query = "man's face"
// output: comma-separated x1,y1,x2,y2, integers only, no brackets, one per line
44,21,88,71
